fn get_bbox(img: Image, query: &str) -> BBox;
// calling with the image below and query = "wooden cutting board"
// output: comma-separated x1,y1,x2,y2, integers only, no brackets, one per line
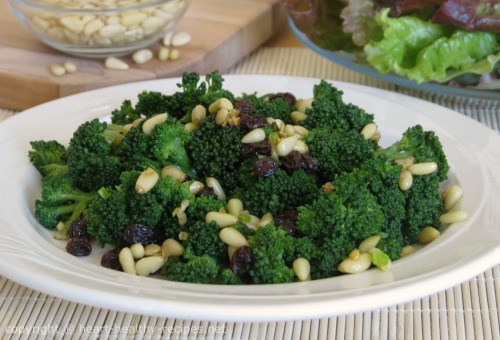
0,0,286,111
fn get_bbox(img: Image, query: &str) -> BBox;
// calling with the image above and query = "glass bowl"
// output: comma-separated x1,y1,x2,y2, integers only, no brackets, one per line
7,0,191,57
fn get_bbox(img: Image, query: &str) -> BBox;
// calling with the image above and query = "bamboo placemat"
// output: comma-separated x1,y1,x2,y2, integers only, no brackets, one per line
1,47,499,339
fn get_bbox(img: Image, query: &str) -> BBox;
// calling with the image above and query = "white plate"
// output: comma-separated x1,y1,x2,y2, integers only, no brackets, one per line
0,75,499,322
288,18,500,100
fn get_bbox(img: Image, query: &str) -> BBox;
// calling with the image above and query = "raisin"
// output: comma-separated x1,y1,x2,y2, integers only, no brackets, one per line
240,141,272,158
281,151,318,174
123,224,157,246
66,237,92,256
274,210,299,237
240,113,267,130
197,186,217,198
101,249,121,270
269,92,296,106
252,157,279,177
68,219,89,239
234,99,254,116
230,246,252,276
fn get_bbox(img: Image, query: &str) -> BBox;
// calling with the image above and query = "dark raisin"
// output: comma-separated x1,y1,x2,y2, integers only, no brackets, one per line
240,141,272,158
240,113,267,130
274,210,299,237
234,99,253,116
230,246,252,276
197,186,217,198
101,249,122,270
281,151,318,174
269,92,296,106
69,219,89,239
252,157,279,177
66,238,92,256
123,224,157,246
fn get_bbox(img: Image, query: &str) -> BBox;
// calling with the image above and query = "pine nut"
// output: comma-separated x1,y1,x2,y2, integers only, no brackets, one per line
132,48,153,64
208,99,220,113
50,64,66,76
394,157,414,170
358,235,381,253
241,128,266,144
206,177,226,200
168,48,181,61
189,181,205,195
439,210,468,224
218,98,233,111
144,244,161,256
206,211,238,228
418,226,440,244
158,46,170,61
227,245,237,259
349,248,360,260
215,108,230,126
161,238,184,257
337,253,371,274
399,170,413,191
227,198,243,217
291,111,308,124
178,231,189,241
160,165,186,182
184,122,198,133
191,105,207,125
276,135,298,157
293,258,311,281
132,117,144,127
408,162,438,175
135,255,165,276
400,245,415,258
135,167,159,194
295,98,313,112
171,31,191,46
293,139,309,154
119,247,136,275
293,125,309,138
104,56,129,70
443,185,463,211
142,113,168,135
130,243,145,259
219,227,248,247
162,31,173,46
284,124,296,137
361,123,378,140
257,212,273,228
63,61,77,73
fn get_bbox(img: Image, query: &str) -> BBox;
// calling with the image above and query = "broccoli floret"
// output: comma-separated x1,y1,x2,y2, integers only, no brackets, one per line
110,99,140,125
163,248,221,284
305,128,377,182
34,174,97,237
186,195,226,224
134,91,171,119
183,221,227,260
301,80,375,132
86,186,130,247
241,93,295,124
67,119,123,191
233,164,319,216
219,268,245,285
28,140,69,179
186,114,245,194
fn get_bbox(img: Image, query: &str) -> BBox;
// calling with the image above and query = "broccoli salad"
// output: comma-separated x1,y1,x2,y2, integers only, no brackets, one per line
28,71,467,285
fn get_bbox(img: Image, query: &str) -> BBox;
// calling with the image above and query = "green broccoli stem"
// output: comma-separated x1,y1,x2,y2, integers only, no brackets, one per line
101,123,123,143
54,199,93,239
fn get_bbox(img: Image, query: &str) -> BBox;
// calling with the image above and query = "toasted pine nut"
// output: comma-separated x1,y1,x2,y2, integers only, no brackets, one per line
227,198,244,217
157,46,170,61
337,253,371,274
439,210,468,224
161,165,186,182
178,231,189,241
119,247,136,275
257,212,273,228
293,258,311,281
50,63,66,76
293,125,309,138
184,122,198,133
135,167,159,194
135,256,165,276
358,235,381,253
218,98,233,111
142,113,168,135
130,243,145,259
361,123,377,140
295,98,313,112
219,227,248,247
191,105,207,125
132,118,144,127
168,48,180,61
206,211,238,228
105,56,129,70
208,99,220,113
293,139,309,154
144,244,161,257
349,248,360,260
408,162,438,175
399,170,413,191
161,238,184,257
272,119,285,132
276,135,298,157
215,108,230,126
121,124,133,135
241,128,265,144
291,110,308,124
418,226,440,244
443,185,463,211
189,181,205,195
63,60,77,73
284,124,295,137
206,177,226,200
400,245,415,258
227,245,237,259
394,157,414,170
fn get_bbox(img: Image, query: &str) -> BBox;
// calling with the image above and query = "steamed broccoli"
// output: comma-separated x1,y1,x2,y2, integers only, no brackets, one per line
110,99,140,125
240,93,296,124
163,248,221,284
67,119,123,192
28,140,69,179
34,174,97,238
183,221,227,260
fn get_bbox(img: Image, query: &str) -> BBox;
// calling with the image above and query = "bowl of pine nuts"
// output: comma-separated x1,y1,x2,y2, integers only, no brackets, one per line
7,0,191,57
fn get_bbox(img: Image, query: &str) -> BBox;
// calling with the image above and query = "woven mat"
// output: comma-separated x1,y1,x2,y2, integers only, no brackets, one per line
1,47,499,339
